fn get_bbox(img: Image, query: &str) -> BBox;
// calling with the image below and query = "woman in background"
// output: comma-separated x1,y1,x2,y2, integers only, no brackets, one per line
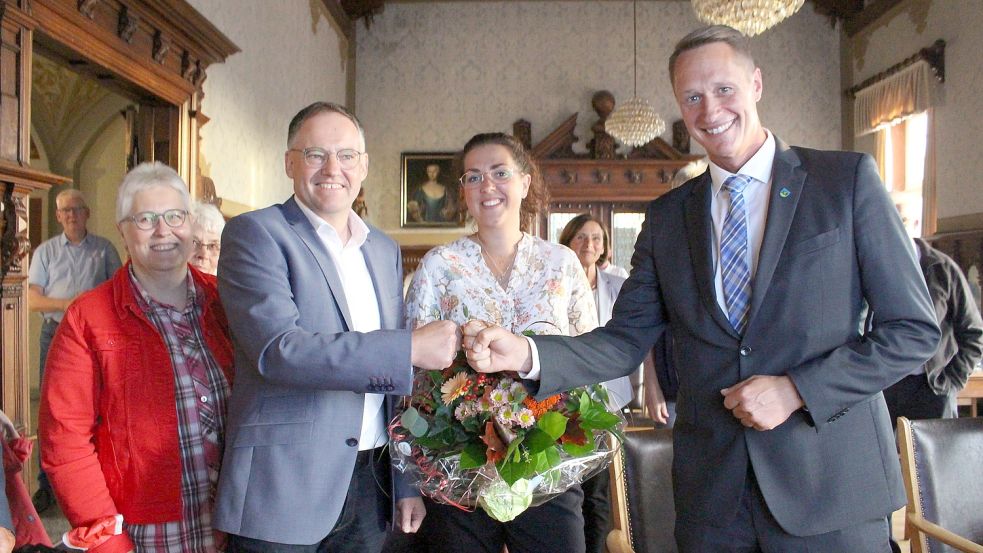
189,201,225,275
405,133,594,553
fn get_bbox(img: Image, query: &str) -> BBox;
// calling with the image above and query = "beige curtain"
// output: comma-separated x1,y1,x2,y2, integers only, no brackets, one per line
854,60,937,136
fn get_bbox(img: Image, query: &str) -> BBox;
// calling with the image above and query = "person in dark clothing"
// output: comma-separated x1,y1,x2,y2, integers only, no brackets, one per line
884,237,983,425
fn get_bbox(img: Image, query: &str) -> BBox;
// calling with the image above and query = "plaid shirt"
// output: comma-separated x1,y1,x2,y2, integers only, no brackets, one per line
126,268,231,553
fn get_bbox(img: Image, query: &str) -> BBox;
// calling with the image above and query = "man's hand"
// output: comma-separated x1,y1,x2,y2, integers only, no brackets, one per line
410,320,461,370
721,375,804,431
395,497,426,533
462,320,532,374
0,527,14,553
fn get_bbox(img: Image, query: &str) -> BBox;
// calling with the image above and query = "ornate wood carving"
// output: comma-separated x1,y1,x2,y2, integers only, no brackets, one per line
77,0,98,19
523,92,702,204
152,30,169,64
117,5,139,43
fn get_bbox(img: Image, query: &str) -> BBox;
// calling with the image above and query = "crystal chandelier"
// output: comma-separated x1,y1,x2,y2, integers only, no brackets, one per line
605,0,665,148
691,0,805,37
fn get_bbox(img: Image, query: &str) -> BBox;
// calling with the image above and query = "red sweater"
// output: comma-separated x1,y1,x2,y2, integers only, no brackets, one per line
39,265,233,553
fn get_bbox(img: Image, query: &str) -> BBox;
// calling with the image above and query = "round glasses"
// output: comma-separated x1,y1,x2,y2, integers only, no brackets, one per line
193,239,221,253
459,167,520,188
121,209,188,231
289,147,363,170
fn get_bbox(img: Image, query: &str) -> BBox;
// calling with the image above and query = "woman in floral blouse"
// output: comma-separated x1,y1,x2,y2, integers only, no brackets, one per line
404,133,596,553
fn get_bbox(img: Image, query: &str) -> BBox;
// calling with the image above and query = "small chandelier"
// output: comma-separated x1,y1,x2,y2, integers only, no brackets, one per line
691,0,805,37
605,0,665,148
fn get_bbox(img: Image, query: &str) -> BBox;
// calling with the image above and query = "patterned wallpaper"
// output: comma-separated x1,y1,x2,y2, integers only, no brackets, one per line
355,1,841,235
188,0,349,211
849,0,983,220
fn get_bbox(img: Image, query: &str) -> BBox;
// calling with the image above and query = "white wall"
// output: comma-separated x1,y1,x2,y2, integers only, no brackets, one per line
849,0,983,220
187,0,349,212
355,1,841,235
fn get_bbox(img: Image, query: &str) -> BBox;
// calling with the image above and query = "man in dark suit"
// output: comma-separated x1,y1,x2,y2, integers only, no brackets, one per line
464,26,940,552
214,102,460,553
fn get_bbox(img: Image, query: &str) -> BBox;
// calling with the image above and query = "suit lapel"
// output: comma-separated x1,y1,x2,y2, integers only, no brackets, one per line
748,140,805,323
684,173,739,338
283,197,355,331
362,231,397,330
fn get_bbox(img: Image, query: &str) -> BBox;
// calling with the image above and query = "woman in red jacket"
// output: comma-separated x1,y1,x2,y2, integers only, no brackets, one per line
39,162,234,553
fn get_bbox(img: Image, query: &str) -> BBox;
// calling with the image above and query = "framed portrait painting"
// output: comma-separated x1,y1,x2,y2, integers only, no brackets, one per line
401,152,463,227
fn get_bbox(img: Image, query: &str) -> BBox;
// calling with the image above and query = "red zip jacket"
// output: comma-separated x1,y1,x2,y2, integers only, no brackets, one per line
39,264,234,553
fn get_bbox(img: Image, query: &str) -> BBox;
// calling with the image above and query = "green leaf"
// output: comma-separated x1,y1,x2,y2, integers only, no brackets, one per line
400,407,430,437
578,407,622,431
537,411,568,440
459,442,487,469
498,458,535,486
524,428,556,455
504,434,526,463
562,438,595,457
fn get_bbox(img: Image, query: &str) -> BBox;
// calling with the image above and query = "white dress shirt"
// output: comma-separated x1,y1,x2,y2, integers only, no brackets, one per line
296,201,387,450
709,130,776,315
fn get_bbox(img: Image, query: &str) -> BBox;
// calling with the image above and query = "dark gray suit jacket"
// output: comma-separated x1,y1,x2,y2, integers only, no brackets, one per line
533,140,940,536
214,197,414,544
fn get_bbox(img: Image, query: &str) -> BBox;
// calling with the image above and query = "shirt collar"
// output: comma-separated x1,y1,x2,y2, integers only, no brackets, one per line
59,232,90,246
294,198,370,249
709,129,776,196
127,264,198,314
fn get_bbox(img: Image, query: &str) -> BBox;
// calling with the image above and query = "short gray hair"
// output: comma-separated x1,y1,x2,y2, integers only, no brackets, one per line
191,201,226,235
287,101,366,151
116,162,192,222
56,188,87,209
669,25,756,87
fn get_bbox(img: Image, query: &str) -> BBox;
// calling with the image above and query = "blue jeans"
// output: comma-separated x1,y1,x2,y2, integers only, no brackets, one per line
37,319,59,492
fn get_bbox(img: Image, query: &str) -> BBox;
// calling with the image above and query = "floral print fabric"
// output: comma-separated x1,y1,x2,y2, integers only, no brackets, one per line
405,233,598,337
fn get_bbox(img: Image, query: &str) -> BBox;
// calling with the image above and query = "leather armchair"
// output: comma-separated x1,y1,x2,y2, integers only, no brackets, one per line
897,416,983,553
607,427,677,553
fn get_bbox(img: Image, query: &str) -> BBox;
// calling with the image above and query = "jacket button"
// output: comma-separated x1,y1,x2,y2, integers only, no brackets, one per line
386,385,394,391
346,438,358,447
739,346,752,356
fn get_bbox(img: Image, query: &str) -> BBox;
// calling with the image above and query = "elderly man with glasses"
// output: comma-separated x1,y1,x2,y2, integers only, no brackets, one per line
27,187,121,512
39,162,234,553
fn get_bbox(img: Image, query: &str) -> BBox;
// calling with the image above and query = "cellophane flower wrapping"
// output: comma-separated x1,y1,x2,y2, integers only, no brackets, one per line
390,352,625,522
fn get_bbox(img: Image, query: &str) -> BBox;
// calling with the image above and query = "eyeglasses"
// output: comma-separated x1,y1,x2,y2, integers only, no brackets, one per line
121,209,188,231
57,207,88,215
193,239,221,253
459,167,521,188
288,147,363,170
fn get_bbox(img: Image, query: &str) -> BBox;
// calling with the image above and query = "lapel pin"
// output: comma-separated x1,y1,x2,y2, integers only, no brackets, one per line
779,187,791,198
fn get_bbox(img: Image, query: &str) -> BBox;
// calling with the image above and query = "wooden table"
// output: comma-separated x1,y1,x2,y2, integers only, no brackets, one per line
957,372,983,417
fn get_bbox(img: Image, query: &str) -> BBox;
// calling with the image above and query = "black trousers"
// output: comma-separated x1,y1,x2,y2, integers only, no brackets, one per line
417,485,586,553
227,446,391,553
883,373,954,428
580,469,612,553
675,469,892,553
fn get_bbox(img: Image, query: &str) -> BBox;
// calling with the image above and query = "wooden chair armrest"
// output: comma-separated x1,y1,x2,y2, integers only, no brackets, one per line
606,528,634,553
908,513,983,553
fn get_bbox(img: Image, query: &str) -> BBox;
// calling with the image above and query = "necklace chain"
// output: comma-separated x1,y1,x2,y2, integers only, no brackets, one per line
474,234,518,289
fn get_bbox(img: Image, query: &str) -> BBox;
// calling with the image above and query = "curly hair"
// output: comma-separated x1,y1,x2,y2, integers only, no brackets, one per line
460,133,548,233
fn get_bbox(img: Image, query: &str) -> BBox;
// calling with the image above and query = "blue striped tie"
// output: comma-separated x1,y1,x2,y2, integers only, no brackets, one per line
720,175,753,334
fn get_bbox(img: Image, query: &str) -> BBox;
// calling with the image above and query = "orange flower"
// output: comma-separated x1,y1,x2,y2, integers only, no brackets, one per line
522,394,562,418
441,373,470,404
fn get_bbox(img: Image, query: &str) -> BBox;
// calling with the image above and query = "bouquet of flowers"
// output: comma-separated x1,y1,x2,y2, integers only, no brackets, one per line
390,341,624,522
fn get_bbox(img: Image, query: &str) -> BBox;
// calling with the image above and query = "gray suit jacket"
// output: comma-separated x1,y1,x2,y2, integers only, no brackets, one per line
533,140,940,536
213,197,414,544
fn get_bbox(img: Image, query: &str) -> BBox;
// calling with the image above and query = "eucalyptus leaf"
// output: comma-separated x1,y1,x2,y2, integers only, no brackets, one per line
400,407,430,437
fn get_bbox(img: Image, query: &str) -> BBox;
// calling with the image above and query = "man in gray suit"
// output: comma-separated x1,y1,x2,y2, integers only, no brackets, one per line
464,26,940,552
214,102,460,552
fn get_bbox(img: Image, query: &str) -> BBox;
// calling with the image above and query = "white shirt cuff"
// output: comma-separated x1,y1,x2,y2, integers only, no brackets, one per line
521,336,542,381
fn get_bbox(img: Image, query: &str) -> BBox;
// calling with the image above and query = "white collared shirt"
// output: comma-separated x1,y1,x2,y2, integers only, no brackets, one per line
295,200,387,450
709,130,776,315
